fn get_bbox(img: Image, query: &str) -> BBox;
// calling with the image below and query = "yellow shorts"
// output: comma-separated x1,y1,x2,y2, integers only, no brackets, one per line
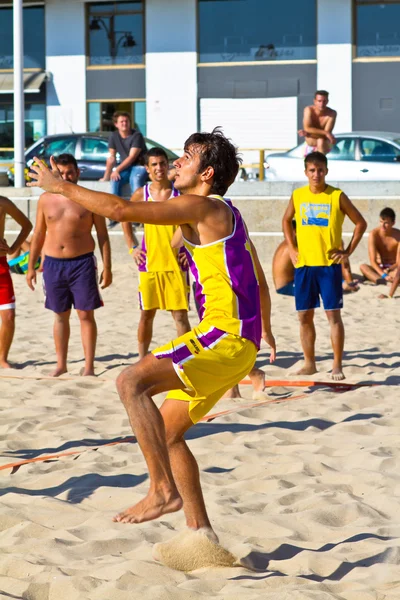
152,322,257,423
138,270,189,311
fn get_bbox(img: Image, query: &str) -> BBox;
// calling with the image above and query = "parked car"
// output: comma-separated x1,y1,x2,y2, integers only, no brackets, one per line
7,133,179,185
265,132,400,181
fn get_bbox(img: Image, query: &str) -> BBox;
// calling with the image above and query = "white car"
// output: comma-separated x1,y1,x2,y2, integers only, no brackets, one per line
266,132,400,181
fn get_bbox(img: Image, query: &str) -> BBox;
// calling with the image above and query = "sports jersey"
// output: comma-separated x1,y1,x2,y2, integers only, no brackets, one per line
138,184,182,273
182,196,261,349
293,185,344,267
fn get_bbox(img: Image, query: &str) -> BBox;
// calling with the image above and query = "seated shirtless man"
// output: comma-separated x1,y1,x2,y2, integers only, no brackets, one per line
298,90,337,156
360,207,400,284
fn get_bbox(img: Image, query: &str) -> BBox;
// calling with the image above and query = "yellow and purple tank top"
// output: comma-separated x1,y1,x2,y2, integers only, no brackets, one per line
293,184,344,267
183,196,261,349
139,184,182,273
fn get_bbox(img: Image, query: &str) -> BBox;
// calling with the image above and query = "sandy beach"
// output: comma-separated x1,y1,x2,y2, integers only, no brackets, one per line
1,260,400,599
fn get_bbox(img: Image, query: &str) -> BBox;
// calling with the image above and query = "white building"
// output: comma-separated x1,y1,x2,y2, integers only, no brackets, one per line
1,0,399,161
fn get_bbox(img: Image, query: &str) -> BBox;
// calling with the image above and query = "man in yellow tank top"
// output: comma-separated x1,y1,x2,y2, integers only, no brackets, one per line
28,129,276,553
283,151,366,381
122,148,190,358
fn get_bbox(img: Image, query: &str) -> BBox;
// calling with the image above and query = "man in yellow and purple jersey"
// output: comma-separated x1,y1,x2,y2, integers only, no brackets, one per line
282,151,366,381
122,148,191,359
27,128,276,546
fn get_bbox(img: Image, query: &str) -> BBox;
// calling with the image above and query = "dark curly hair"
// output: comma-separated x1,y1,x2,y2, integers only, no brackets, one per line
184,127,241,196
53,153,79,170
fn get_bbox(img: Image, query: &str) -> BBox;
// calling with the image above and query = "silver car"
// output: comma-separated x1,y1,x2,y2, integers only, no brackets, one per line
266,132,400,181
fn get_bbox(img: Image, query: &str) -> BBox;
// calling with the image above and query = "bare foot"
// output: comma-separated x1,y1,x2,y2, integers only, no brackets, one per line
80,367,95,376
0,359,12,369
331,367,345,381
248,367,265,392
50,366,68,377
113,489,183,524
293,364,317,376
222,385,242,399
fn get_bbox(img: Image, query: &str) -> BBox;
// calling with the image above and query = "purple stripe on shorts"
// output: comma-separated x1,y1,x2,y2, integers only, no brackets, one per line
154,343,192,364
198,327,226,349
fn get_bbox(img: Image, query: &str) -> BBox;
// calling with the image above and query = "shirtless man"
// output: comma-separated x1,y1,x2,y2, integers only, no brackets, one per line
26,154,112,377
27,129,276,543
122,147,191,358
0,196,32,367
298,90,337,156
379,243,400,299
360,208,400,284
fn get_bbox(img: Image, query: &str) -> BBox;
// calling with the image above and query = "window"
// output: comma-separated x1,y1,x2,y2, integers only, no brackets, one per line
38,137,77,158
81,137,109,162
88,1,144,66
356,0,400,58
88,101,146,135
198,0,316,63
0,6,45,69
360,138,400,162
328,138,356,161
0,103,46,151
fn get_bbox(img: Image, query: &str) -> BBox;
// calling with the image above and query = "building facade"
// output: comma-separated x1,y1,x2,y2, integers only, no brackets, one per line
1,0,400,162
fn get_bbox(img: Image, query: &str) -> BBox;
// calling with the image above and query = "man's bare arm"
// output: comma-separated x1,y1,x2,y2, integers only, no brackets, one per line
323,111,337,133
282,196,298,266
249,239,276,362
100,148,117,181
339,193,367,257
93,213,112,288
0,196,32,254
114,147,141,175
26,196,47,289
28,157,211,226
367,230,384,276
387,245,400,297
121,187,143,249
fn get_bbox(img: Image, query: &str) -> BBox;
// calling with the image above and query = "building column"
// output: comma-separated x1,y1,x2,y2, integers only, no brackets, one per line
317,0,353,132
145,0,197,150
45,0,86,134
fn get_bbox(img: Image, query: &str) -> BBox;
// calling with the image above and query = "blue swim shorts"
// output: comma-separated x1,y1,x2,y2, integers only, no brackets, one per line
276,281,295,297
294,265,343,312
43,252,103,313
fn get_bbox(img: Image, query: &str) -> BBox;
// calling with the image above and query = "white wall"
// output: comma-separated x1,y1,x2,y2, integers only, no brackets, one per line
317,0,353,133
45,0,86,134
145,0,197,150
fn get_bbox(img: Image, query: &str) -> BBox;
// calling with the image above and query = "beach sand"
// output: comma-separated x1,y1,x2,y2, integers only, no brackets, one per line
1,262,400,599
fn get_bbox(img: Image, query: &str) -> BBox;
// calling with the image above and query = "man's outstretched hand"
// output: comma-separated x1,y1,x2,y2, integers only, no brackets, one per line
27,156,63,193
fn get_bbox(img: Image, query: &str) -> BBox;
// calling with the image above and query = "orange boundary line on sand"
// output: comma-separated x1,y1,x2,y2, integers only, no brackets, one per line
0,380,372,473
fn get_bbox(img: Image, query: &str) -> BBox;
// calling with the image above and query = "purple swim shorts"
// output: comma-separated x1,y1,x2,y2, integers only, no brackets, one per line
43,252,103,313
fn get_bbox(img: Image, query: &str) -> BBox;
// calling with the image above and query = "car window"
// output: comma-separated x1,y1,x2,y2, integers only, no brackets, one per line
360,138,400,162
40,137,77,157
81,138,109,162
328,138,355,161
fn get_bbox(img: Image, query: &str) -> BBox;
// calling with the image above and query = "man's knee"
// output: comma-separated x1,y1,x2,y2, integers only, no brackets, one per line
326,309,342,324
116,362,148,402
298,310,314,325
77,310,95,323
172,310,189,325
140,309,156,323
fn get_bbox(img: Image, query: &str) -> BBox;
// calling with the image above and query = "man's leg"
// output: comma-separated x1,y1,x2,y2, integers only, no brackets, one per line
137,308,157,359
325,309,345,381
52,310,71,377
171,309,191,337
129,165,148,193
296,309,317,375
222,367,265,399
316,137,331,155
114,353,186,524
160,398,218,542
0,308,15,368
76,309,97,376
108,172,128,228
360,264,382,284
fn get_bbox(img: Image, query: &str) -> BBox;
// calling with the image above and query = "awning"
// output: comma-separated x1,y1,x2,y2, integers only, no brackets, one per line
0,71,48,94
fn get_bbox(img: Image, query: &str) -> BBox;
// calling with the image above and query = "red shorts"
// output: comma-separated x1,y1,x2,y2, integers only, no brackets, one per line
0,257,16,310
